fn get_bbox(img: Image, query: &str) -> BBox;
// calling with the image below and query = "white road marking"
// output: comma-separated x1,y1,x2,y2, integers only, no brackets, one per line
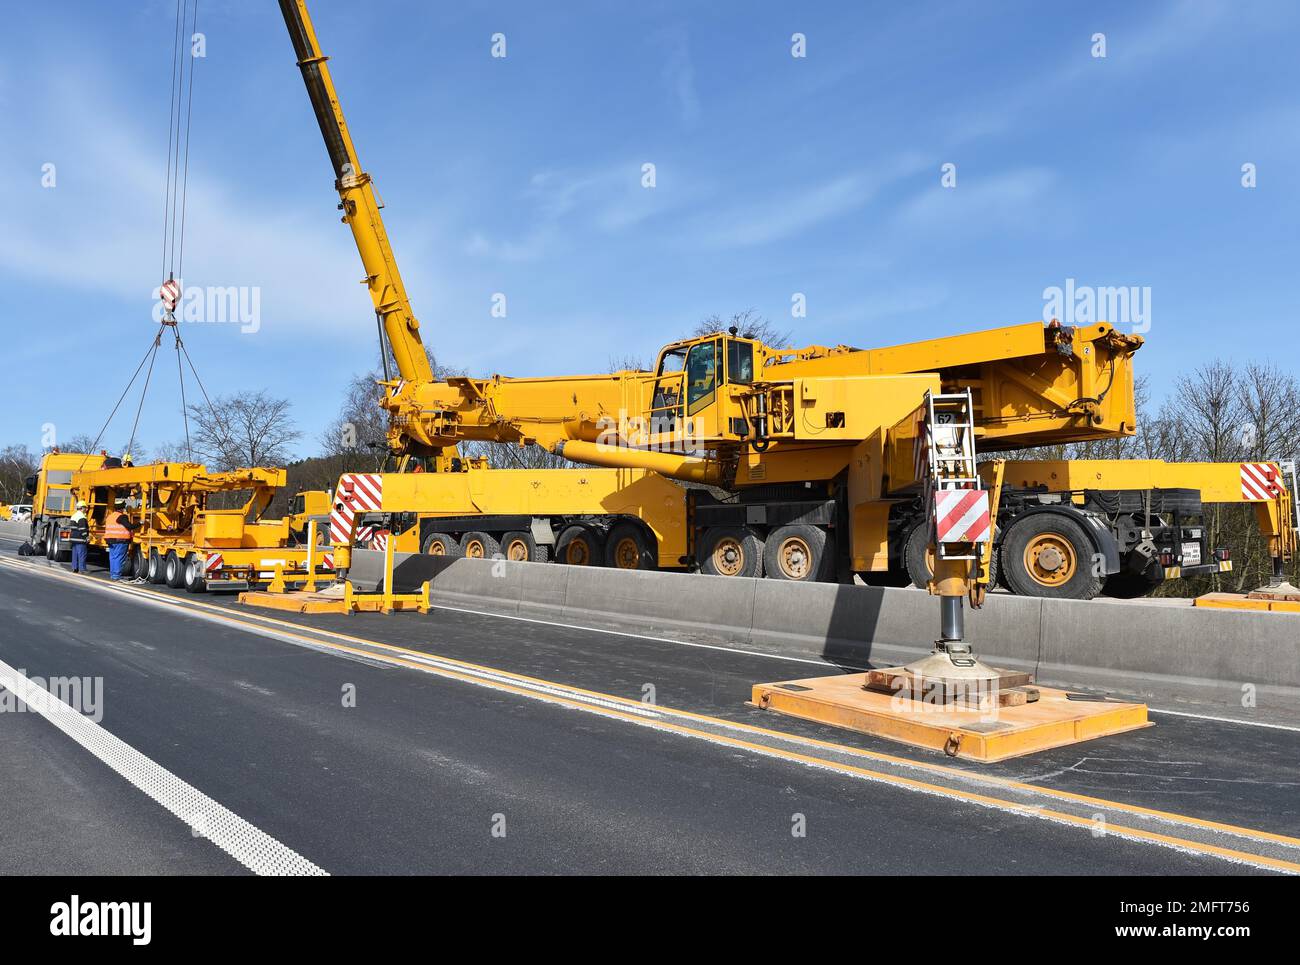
1147,707,1300,733
423,601,870,670
0,653,327,876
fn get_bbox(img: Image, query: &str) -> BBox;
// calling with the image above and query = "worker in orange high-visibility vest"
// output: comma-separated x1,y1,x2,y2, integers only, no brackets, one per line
104,497,140,581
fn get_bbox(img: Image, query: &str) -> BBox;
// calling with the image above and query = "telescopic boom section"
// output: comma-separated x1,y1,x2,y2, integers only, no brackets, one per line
278,0,433,385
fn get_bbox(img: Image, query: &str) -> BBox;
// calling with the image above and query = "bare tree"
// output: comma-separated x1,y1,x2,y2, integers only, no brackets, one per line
187,391,300,470
692,308,793,348
0,445,37,502
321,345,459,470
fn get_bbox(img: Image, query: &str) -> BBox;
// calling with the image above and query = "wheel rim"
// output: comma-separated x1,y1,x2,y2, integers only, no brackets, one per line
505,538,529,561
426,538,448,555
1022,533,1077,587
711,537,745,576
778,536,812,579
464,538,486,558
565,539,590,565
613,536,640,569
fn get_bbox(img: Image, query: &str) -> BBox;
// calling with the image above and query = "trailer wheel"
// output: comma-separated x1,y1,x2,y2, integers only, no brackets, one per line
555,525,604,567
184,555,207,593
422,532,464,557
147,549,167,584
764,524,834,582
1001,515,1103,600
51,531,70,563
460,531,501,559
45,528,58,560
122,546,141,579
700,526,764,578
165,551,186,588
605,521,657,570
501,531,548,563
904,522,1001,590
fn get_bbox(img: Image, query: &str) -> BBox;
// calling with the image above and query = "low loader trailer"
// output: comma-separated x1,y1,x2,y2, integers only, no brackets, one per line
26,454,332,592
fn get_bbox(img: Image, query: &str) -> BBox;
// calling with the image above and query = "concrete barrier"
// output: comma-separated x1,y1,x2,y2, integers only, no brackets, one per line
344,549,1300,707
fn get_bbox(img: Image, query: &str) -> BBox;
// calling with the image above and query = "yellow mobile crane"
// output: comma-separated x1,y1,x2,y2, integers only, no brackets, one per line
279,0,1295,606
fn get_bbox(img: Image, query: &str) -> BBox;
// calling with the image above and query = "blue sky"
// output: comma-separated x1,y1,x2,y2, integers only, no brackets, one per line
3,0,1297,459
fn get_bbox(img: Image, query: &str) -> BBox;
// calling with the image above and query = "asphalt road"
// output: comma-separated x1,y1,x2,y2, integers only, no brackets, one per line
1,530,1298,875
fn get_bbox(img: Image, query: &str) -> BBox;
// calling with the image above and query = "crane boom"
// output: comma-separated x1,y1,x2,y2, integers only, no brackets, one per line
278,0,433,385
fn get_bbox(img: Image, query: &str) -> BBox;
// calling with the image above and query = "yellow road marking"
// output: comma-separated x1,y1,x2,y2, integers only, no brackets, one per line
4,556,1299,869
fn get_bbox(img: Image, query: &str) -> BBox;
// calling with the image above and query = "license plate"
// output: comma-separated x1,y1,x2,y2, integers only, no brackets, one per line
1181,542,1202,566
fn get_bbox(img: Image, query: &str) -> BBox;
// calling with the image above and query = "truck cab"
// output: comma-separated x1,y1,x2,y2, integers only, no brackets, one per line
24,451,106,558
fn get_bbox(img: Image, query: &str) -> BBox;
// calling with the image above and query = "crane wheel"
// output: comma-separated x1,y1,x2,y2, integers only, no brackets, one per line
604,521,657,570
184,555,207,593
555,525,604,567
904,522,1001,590
1002,515,1103,600
422,532,464,558
764,524,834,582
501,531,548,563
700,526,764,578
460,531,501,559
165,551,186,588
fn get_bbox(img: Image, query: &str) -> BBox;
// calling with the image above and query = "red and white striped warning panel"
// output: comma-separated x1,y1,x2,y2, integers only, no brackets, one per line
204,553,223,573
933,489,991,544
1240,463,1283,501
328,473,384,546
160,278,181,311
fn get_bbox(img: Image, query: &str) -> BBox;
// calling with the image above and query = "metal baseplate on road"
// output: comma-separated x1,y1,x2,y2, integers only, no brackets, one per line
239,579,430,615
751,670,1150,763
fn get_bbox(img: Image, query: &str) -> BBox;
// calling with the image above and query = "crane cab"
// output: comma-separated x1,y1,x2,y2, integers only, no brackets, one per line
646,333,759,448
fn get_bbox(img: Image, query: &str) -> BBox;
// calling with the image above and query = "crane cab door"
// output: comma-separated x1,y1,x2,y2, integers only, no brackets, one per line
683,339,722,444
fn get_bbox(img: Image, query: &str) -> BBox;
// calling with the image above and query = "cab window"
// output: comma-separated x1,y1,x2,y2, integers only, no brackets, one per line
685,340,719,414
651,347,687,423
726,339,754,384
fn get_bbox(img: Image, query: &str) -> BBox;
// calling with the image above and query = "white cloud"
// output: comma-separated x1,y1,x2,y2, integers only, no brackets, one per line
891,168,1057,236
0,70,382,334
697,153,929,249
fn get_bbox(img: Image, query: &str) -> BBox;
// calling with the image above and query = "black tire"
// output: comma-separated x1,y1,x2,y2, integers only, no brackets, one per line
604,521,657,570
45,527,58,560
422,532,464,557
51,531,70,563
699,526,764,578
460,531,502,560
903,521,1001,589
147,549,167,584
123,546,142,579
903,522,932,589
764,524,834,582
1001,514,1104,600
1101,566,1162,599
501,530,548,563
555,525,605,567
165,550,186,588
184,554,207,593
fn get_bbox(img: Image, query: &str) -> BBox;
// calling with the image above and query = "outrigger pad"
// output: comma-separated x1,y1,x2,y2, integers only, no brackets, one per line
751,672,1149,763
